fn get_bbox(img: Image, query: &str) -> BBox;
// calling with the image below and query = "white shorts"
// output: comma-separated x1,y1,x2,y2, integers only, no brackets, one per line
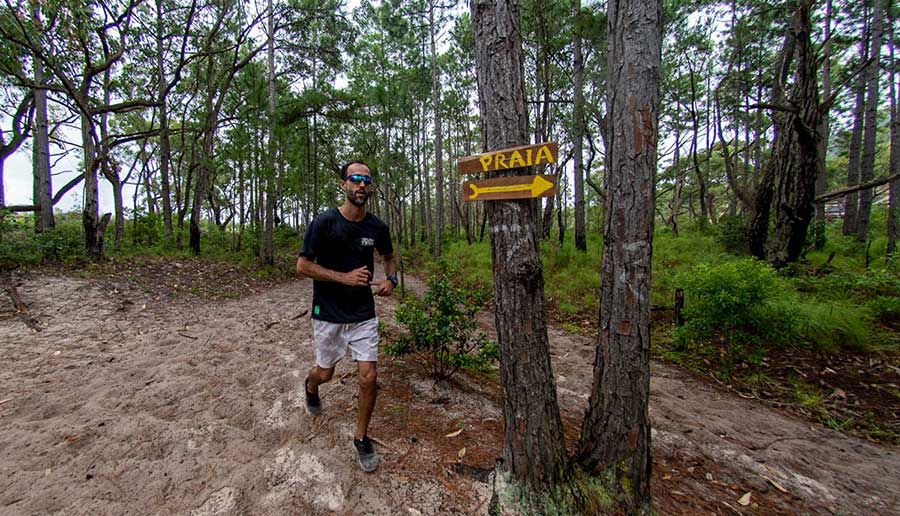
312,317,379,368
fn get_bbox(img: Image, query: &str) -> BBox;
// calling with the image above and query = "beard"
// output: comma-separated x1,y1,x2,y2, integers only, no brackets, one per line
346,188,369,206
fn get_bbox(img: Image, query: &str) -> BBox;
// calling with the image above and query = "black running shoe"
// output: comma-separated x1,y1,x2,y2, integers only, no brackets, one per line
304,377,321,416
353,436,380,473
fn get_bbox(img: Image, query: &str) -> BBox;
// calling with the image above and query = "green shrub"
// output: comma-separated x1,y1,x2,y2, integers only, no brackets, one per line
714,215,750,254
389,273,495,379
675,258,787,345
868,295,900,327
0,215,84,265
854,268,900,297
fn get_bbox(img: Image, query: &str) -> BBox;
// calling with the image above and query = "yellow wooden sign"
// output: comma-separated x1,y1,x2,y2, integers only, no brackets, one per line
462,175,557,202
457,141,559,175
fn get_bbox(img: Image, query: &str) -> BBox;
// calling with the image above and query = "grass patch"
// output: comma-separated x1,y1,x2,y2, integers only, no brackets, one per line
790,299,874,352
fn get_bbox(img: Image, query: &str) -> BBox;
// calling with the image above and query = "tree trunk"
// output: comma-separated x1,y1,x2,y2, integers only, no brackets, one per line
577,0,660,510
688,64,708,229
814,0,832,249
100,67,125,248
32,28,53,232
766,0,822,268
156,0,174,237
572,0,586,251
81,113,104,260
888,20,899,257
470,0,568,492
261,0,276,266
855,0,885,243
749,31,795,259
843,19,869,236
669,125,683,236
431,4,443,258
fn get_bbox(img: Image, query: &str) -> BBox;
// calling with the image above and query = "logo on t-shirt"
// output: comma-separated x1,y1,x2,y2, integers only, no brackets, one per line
360,237,375,247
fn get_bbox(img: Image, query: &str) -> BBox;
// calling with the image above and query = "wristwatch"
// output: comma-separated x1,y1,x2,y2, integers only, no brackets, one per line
386,274,399,288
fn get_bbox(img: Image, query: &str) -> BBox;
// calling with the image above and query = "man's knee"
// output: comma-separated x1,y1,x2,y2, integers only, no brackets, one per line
359,367,377,390
313,366,335,382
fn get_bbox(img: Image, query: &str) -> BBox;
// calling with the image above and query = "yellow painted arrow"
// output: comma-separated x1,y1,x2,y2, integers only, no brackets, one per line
468,175,554,200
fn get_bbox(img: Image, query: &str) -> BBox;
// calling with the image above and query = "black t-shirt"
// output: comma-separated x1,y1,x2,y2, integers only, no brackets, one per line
299,208,393,323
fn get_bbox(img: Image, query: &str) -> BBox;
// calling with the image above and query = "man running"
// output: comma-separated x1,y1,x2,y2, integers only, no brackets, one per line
296,160,398,473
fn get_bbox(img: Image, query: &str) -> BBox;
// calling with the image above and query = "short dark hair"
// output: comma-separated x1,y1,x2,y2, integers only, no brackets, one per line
339,160,369,179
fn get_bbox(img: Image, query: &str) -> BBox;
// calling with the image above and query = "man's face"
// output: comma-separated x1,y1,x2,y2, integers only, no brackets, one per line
341,163,372,207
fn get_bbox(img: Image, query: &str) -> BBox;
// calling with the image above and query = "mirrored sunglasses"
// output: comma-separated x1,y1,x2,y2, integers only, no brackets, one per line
344,174,373,185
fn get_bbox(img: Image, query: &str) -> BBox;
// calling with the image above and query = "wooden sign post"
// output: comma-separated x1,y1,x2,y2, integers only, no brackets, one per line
457,141,558,175
457,141,559,202
462,175,557,202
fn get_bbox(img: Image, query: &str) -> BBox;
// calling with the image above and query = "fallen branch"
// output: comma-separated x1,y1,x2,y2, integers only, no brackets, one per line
4,281,41,332
815,172,900,203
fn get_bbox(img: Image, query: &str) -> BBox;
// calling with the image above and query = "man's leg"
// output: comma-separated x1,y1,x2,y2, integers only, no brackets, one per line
355,361,377,439
307,319,344,415
304,365,333,415
307,365,335,392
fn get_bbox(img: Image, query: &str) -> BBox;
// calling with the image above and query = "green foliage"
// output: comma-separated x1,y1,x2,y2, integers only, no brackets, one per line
389,272,495,379
541,236,602,318
867,296,900,327
0,214,84,267
714,215,750,254
674,258,881,353
129,212,163,247
652,230,724,307
675,258,785,345
789,299,872,352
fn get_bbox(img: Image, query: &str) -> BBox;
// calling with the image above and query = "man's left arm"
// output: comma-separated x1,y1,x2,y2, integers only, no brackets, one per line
372,253,398,296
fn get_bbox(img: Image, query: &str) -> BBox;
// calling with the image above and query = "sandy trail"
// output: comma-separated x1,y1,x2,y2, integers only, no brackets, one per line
0,271,897,515
1,274,489,516
547,322,900,515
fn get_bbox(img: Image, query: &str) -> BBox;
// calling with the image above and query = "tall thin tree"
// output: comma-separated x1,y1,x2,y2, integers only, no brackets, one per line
470,0,568,492
572,0,587,251
577,0,661,511
855,0,885,243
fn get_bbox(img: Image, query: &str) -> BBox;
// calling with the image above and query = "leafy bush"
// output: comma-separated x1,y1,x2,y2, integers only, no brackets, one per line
129,212,163,246
675,258,787,345
714,215,750,254
389,273,496,379
868,295,900,328
675,258,881,352
0,214,84,266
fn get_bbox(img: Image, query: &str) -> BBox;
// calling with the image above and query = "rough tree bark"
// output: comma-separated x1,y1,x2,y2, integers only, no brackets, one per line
576,0,661,511
766,0,823,268
843,17,869,236
572,0,586,251
31,15,53,233
261,0,276,266
888,20,899,257
855,0,885,243
688,63,709,229
431,2,444,258
470,0,568,491
814,0,832,250
749,31,795,260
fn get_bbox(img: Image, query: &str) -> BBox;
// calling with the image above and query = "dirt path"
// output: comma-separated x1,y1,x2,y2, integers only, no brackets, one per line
1,271,898,515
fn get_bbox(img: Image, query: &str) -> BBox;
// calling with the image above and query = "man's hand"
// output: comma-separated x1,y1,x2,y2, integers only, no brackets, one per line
342,266,371,286
371,279,394,297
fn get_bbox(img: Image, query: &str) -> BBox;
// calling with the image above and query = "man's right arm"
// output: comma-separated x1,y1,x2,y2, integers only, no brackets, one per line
296,256,370,286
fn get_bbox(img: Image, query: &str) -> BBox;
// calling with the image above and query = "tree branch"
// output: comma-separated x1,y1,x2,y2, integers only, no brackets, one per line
815,172,900,203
